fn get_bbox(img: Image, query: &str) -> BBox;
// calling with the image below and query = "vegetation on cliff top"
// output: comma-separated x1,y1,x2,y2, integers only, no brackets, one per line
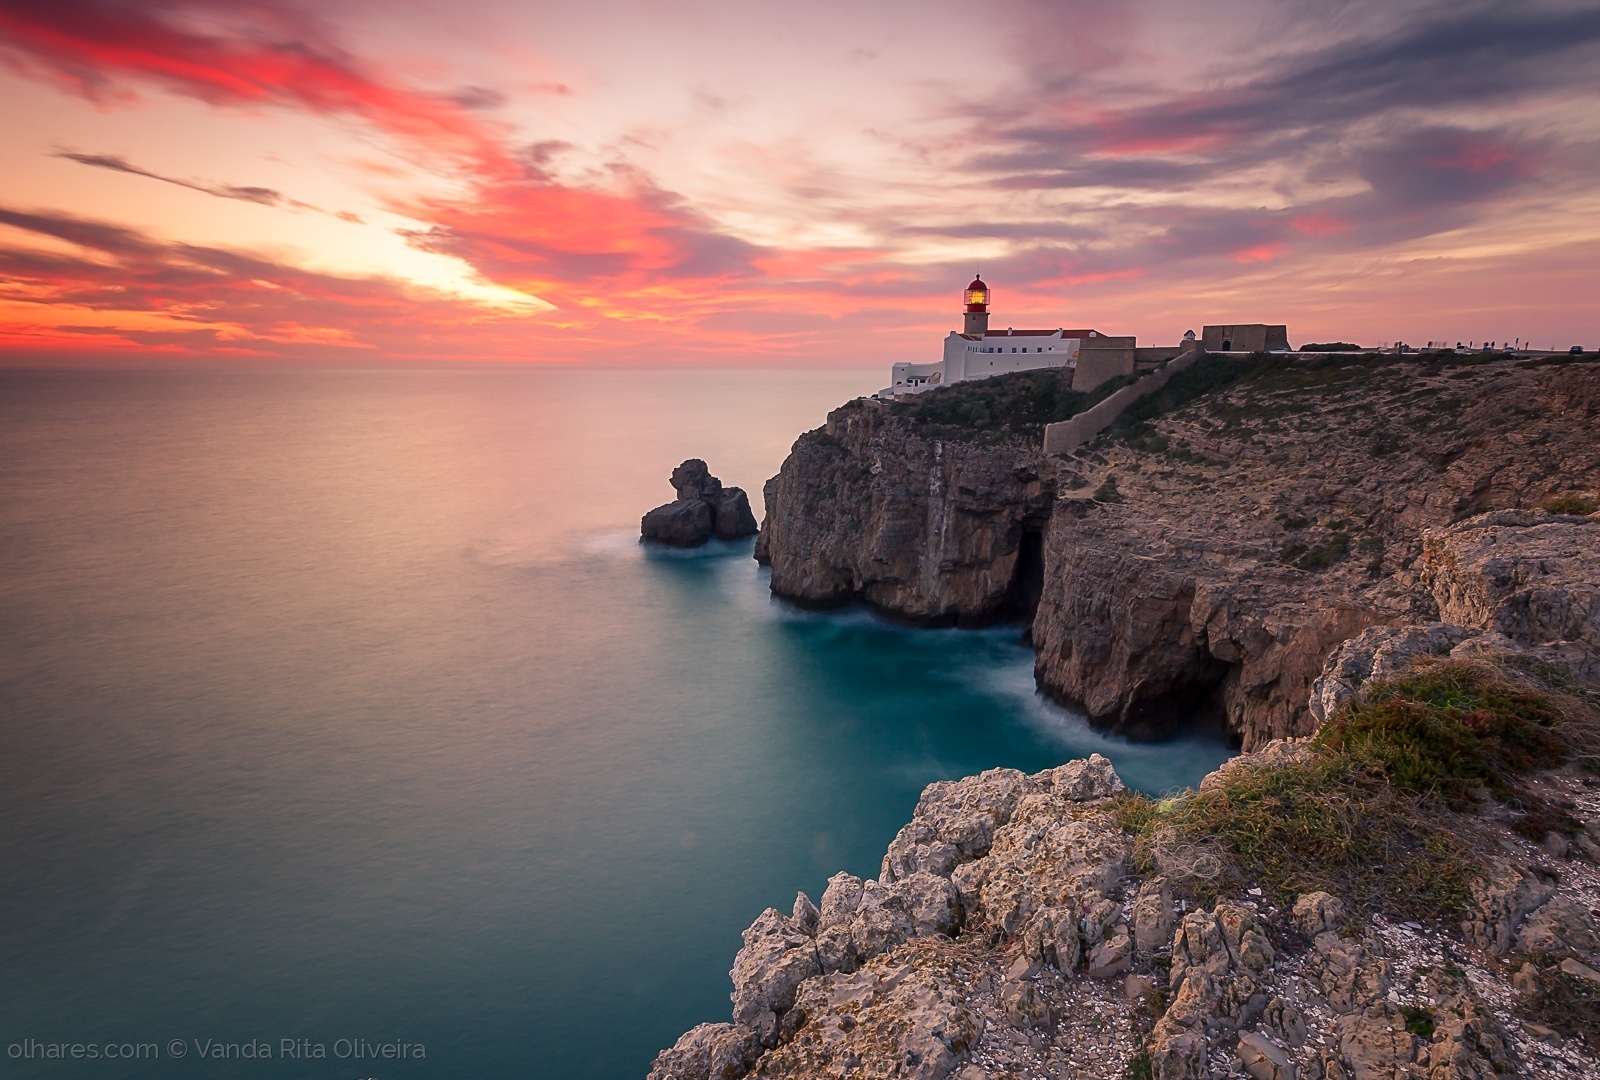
886,367,1135,441
1115,658,1599,922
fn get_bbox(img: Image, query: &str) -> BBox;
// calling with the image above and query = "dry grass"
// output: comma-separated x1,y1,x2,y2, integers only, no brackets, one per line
1115,659,1600,919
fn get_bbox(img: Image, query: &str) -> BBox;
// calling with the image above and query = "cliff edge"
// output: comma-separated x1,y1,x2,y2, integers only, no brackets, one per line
650,656,1600,1080
757,355,1600,747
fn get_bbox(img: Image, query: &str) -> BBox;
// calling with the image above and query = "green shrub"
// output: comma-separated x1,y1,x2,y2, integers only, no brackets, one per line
1542,495,1598,515
888,368,1133,440
1316,662,1572,808
1400,1006,1436,1038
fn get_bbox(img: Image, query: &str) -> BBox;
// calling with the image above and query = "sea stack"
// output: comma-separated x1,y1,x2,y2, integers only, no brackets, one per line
640,459,759,547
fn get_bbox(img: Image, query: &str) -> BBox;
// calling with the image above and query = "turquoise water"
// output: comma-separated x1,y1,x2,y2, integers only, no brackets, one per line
0,368,1230,1079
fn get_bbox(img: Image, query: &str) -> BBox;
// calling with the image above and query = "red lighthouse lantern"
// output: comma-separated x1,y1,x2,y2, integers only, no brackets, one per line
962,276,990,335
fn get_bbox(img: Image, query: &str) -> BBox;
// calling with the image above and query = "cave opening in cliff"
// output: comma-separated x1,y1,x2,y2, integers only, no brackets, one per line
1002,524,1046,626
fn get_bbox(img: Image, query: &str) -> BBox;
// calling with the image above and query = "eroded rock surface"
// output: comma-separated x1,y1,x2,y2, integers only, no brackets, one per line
755,359,1600,747
755,401,1051,623
650,743,1600,1080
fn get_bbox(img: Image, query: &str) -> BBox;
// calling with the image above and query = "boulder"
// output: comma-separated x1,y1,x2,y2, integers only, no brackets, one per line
1421,509,1600,678
1132,878,1176,954
672,459,724,501
1515,896,1600,962
712,488,759,540
1236,1030,1296,1080
641,498,714,547
1292,892,1345,938
646,1022,762,1080
1307,623,1476,723
642,460,759,546
1461,860,1556,953
729,909,821,1042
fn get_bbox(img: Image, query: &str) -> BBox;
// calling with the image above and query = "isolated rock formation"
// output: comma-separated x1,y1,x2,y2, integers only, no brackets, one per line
755,357,1600,746
641,459,759,546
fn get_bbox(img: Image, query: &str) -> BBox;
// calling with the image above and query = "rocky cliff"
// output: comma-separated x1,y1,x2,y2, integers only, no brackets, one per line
755,400,1051,624
651,656,1600,1080
756,355,1600,747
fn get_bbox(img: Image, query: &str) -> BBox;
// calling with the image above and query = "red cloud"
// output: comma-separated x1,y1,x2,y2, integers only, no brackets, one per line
1289,212,1351,239
0,0,514,172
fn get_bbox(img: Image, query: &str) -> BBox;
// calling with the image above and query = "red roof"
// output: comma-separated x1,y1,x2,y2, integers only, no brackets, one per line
960,328,1099,338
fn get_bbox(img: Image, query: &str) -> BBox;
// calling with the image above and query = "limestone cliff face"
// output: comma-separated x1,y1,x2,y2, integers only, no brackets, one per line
757,359,1600,748
755,398,1052,625
1028,505,1387,743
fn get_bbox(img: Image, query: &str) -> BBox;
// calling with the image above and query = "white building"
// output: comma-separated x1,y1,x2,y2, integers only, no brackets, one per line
881,277,1101,396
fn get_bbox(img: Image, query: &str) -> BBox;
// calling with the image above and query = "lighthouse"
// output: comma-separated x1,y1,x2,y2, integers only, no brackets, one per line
881,276,1105,396
963,275,990,336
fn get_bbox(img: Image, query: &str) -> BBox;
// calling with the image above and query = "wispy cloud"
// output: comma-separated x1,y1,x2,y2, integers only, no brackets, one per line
55,151,363,221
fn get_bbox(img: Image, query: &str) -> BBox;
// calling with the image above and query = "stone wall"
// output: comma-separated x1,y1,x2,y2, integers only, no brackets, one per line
1071,336,1137,392
1043,349,1204,456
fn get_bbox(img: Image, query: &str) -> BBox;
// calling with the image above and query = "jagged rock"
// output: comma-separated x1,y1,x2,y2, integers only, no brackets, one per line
751,948,982,1080
1262,997,1309,1048
711,488,759,540
1306,933,1391,1015
812,871,959,976
647,1022,763,1080
643,459,758,546
1425,968,1516,1079
1422,509,1600,680
1308,623,1476,722
1081,896,1122,947
1237,1030,1297,1080
1040,752,1126,800
1086,929,1133,979
791,892,820,935
1294,892,1347,938
1461,860,1555,953
954,791,1129,941
1019,905,1082,972
1133,878,1177,954
1333,1003,1421,1079
642,498,714,546
1517,896,1600,962
730,909,821,1042
999,978,1051,1027
880,767,1035,883
672,459,724,502
1147,1016,1208,1079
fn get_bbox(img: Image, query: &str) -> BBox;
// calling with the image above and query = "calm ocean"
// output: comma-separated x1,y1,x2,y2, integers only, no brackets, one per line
0,368,1230,1079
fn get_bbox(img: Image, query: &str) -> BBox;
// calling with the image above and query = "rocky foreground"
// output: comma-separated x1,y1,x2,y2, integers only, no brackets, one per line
650,652,1600,1079
755,353,1599,747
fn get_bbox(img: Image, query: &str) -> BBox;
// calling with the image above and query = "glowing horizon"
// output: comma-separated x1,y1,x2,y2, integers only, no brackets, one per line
1,0,1597,366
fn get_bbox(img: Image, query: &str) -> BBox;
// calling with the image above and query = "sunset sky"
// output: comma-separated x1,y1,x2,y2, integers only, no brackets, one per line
2,0,1598,365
